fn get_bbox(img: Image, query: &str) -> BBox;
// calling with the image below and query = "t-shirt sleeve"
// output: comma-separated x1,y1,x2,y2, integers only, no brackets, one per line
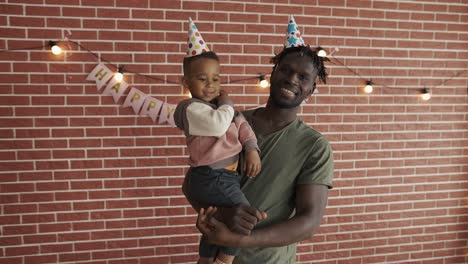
297,136,334,188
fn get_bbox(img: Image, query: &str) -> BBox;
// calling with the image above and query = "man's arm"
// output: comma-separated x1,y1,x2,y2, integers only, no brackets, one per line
198,184,328,248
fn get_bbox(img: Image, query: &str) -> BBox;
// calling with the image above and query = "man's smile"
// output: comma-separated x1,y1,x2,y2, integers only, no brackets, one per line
280,87,299,99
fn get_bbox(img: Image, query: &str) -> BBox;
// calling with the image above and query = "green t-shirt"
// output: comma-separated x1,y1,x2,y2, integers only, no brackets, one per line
234,109,334,264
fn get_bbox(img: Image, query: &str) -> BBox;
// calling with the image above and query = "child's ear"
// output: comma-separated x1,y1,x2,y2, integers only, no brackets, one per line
182,77,189,88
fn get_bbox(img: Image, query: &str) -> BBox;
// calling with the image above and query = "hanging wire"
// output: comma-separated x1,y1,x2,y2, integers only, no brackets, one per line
67,40,115,66
0,45,48,52
67,40,180,85
126,69,180,85
429,69,467,88
329,56,367,80
329,55,467,91
222,76,260,84
1,39,465,91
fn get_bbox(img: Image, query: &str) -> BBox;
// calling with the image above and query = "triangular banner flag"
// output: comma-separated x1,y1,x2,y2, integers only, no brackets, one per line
102,78,128,102
158,103,176,127
86,63,113,90
123,88,148,115
140,97,163,122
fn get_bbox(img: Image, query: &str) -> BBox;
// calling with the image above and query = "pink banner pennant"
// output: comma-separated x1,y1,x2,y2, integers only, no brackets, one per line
86,63,113,90
123,88,148,115
140,97,163,122
158,102,176,127
102,78,128,102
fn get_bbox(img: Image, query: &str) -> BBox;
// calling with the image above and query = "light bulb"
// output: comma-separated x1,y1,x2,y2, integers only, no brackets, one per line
51,45,62,55
421,88,431,101
258,74,269,88
364,81,373,94
114,66,125,82
114,72,123,82
317,49,327,57
49,41,62,55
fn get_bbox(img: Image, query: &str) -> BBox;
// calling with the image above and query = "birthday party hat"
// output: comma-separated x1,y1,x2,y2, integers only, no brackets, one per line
284,15,305,48
186,17,210,57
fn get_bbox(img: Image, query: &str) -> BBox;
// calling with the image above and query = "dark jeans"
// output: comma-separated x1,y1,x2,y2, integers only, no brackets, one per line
182,166,249,257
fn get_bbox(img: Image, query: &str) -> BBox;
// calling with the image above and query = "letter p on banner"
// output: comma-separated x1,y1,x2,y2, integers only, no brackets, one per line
123,88,148,114
140,97,163,122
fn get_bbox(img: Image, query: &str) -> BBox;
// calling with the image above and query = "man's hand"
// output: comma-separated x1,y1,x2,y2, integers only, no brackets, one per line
216,204,267,235
197,207,232,246
244,150,261,177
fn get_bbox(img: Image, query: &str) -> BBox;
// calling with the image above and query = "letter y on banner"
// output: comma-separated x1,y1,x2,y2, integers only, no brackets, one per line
86,63,113,90
159,102,176,127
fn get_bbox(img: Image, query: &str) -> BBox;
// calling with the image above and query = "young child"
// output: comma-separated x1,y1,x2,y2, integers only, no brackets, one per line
174,18,262,264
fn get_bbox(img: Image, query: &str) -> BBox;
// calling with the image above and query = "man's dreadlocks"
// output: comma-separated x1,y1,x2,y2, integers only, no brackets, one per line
270,46,328,84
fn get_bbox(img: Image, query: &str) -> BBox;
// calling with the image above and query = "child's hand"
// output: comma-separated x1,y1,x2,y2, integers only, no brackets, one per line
216,90,233,106
244,150,261,177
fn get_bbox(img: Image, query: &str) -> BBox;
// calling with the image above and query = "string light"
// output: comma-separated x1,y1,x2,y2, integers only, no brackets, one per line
421,87,431,101
1,39,464,103
259,74,269,88
364,80,373,94
48,40,62,55
114,66,125,82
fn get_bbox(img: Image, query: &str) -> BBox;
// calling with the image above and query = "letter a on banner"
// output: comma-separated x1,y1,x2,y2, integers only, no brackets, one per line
158,102,176,127
140,97,163,122
123,88,148,114
103,78,128,102
86,63,113,90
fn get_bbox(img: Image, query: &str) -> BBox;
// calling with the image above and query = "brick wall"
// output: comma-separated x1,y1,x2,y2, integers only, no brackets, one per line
0,0,467,263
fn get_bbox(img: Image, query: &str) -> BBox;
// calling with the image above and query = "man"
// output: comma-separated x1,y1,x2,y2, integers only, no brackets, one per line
197,16,334,264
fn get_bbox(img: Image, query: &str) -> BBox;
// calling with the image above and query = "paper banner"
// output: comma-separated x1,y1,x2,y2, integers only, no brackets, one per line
102,78,128,102
86,63,113,90
140,97,163,122
158,102,176,126
123,88,148,115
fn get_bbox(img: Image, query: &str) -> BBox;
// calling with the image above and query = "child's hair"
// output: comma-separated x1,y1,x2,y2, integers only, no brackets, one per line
183,51,219,78
270,46,327,84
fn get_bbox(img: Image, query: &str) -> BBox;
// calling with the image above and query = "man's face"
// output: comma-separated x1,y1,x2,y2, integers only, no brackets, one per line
269,52,318,108
183,58,221,102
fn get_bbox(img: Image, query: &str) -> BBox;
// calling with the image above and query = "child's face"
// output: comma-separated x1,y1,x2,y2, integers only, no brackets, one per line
183,58,220,102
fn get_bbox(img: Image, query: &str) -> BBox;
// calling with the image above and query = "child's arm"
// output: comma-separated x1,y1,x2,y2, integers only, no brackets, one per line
244,149,261,177
236,113,261,177
174,92,234,137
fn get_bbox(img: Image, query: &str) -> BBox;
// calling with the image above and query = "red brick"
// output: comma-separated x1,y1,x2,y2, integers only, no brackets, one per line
72,221,105,231
5,246,39,256
59,252,91,262
3,225,37,235
38,202,71,212
74,241,106,251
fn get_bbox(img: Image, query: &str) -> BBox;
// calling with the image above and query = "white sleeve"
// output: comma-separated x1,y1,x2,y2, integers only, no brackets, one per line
186,102,234,137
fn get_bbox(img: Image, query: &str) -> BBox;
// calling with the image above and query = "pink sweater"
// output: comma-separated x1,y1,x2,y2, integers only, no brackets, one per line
174,98,258,169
